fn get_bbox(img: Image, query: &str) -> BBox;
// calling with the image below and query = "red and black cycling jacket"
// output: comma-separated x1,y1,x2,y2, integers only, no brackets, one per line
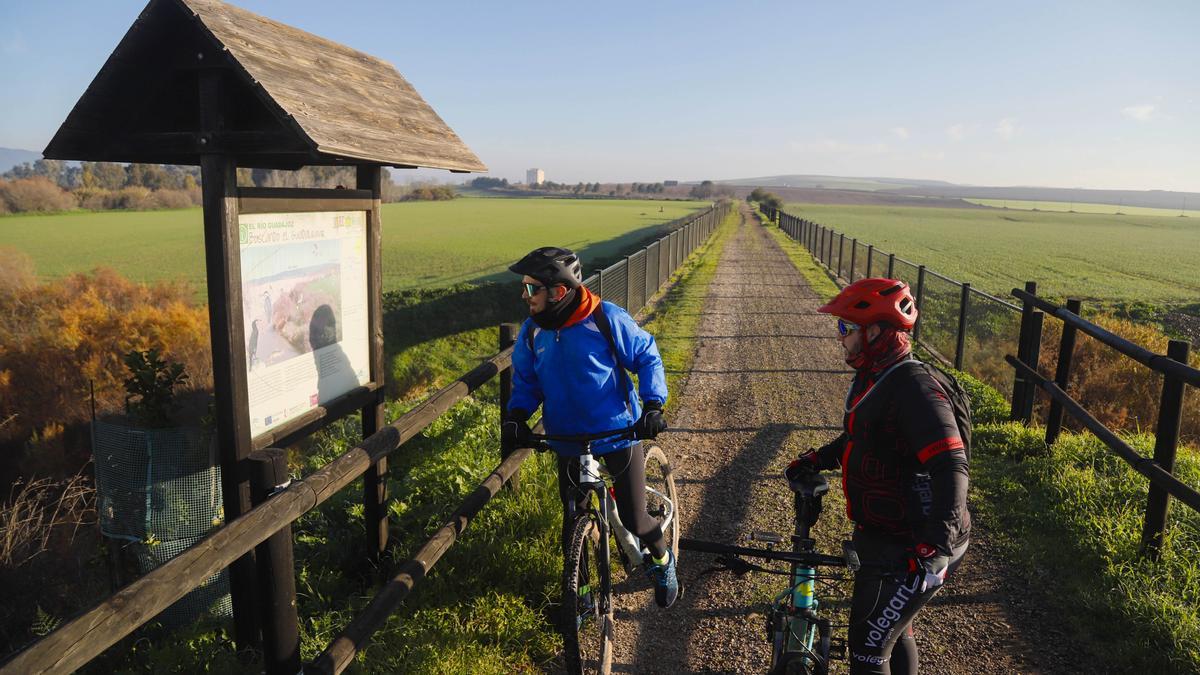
813,358,971,554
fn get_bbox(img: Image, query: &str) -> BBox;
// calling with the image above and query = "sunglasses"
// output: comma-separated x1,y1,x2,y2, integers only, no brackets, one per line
523,282,546,296
837,319,860,337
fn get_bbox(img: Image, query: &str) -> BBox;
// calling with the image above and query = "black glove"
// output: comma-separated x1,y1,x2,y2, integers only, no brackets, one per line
501,410,533,450
635,401,667,440
784,450,821,483
905,542,949,593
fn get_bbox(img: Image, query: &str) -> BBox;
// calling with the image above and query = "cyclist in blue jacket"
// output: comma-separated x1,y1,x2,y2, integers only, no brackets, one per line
501,246,678,608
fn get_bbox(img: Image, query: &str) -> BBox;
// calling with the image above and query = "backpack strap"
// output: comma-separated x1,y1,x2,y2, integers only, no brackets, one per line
592,303,634,398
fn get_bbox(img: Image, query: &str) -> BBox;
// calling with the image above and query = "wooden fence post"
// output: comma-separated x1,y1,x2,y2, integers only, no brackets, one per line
499,323,519,491
1045,299,1082,445
849,239,858,282
1141,339,1191,559
1018,311,1044,424
837,233,846,280
358,165,388,559
912,265,927,342
954,283,971,370
1011,281,1038,420
249,448,300,675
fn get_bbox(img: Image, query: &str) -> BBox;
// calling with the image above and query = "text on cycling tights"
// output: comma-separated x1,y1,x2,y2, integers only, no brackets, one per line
848,529,968,675
556,442,667,560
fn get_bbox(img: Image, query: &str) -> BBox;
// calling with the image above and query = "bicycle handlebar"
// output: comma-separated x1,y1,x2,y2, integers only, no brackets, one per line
530,426,638,444
680,537,901,574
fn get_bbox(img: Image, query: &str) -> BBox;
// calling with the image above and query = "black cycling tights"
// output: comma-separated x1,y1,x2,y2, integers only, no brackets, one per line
847,530,968,675
556,442,667,560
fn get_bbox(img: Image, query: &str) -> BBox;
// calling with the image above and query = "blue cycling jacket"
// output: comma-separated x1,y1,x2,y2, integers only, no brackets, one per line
509,301,668,457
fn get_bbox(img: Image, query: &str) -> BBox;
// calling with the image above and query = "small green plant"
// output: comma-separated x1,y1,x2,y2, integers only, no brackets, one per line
123,349,189,428
30,605,60,638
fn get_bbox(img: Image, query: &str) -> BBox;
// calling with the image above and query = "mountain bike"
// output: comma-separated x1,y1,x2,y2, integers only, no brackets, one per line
531,427,680,675
680,469,883,675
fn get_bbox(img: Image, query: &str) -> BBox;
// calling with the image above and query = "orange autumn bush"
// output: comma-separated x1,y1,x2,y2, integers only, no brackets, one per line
0,250,211,477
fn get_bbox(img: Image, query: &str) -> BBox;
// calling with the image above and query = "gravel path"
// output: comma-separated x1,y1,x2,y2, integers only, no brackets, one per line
601,205,1090,674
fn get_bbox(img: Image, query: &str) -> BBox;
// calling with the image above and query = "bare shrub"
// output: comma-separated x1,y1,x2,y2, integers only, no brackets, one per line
111,186,151,210
1035,313,1200,443
0,472,93,569
0,177,76,213
148,188,194,210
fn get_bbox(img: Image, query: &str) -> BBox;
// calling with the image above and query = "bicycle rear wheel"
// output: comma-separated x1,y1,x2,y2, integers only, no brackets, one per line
643,444,679,559
562,512,613,674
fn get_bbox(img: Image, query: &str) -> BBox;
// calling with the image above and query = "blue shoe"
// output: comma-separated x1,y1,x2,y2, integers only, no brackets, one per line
644,550,679,608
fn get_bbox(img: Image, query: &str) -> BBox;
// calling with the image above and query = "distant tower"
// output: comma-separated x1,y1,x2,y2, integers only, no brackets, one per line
526,168,545,185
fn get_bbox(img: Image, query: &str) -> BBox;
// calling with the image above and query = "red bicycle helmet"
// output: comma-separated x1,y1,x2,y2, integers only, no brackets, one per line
817,278,918,330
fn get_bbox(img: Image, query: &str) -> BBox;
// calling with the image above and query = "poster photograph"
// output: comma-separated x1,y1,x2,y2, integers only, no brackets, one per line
239,210,371,437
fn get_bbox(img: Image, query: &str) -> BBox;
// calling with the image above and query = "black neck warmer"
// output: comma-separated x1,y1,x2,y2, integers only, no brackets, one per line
532,286,581,330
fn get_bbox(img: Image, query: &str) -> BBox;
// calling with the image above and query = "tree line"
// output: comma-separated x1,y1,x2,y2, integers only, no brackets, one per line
0,161,456,215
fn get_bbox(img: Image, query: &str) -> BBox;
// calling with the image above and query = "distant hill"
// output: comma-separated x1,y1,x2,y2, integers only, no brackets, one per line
714,173,1199,211
710,174,956,192
0,147,41,174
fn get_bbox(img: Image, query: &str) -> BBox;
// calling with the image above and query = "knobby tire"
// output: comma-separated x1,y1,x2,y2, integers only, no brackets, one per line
643,444,679,559
562,512,613,675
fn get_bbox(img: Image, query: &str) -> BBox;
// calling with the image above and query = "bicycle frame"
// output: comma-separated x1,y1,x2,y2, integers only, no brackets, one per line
773,486,832,673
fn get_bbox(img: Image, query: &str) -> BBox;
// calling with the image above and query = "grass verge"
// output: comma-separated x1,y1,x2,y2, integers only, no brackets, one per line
958,369,1200,673
760,212,841,300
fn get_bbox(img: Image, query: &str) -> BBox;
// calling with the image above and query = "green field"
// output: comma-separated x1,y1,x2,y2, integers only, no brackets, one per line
783,202,1200,305
966,198,1200,219
0,199,708,292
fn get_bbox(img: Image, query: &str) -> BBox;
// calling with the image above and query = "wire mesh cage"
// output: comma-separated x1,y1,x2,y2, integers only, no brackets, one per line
92,420,232,626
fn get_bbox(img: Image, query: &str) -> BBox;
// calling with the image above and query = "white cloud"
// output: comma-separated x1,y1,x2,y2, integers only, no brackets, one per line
995,118,1018,141
1121,104,1156,121
946,124,968,142
891,126,910,140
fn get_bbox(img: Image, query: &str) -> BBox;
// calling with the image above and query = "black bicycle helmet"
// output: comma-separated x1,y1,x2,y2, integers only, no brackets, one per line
508,247,583,288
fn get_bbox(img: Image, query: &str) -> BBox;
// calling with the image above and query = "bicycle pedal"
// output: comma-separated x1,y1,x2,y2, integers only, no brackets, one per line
828,637,847,660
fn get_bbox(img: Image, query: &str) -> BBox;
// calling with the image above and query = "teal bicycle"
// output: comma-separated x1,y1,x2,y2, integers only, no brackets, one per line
681,470,876,674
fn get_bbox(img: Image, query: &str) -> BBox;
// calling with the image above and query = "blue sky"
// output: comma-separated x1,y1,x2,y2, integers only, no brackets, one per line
2,1,1197,191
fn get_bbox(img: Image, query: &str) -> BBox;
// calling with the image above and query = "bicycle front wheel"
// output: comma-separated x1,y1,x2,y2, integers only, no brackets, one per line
563,512,613,674
643,444,680,559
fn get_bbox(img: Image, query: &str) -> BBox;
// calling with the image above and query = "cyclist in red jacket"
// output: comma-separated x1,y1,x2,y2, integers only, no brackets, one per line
786,278,970,675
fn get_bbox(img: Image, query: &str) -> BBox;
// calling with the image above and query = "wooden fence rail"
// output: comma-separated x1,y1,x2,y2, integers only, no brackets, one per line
1,201,730,674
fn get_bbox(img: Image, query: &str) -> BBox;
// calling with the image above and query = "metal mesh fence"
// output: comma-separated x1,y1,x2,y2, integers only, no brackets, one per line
601,260,629,308
92,420,231,625
628,250,647,311
961,289,1022,395
645,242,660,300
918,270,964,365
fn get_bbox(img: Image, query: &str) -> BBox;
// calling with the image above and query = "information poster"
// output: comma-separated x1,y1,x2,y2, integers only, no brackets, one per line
239,210,370,437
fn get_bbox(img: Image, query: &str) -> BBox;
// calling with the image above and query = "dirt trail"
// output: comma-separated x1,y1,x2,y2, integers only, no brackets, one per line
605,205,1078,673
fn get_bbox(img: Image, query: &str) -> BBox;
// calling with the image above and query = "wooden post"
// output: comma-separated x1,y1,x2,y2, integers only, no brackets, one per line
865,245,874,278
199,68,258,652
1045,299,1082,445
499,323,520,491
1011,281,1038,420
1141,340,1191,559
954,283,971,370
1019,311,1045,424
358,165,388,557
849,239,858,282
887,253,895,279
837,233,846,280
249,448,300,675
912,265,927,342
